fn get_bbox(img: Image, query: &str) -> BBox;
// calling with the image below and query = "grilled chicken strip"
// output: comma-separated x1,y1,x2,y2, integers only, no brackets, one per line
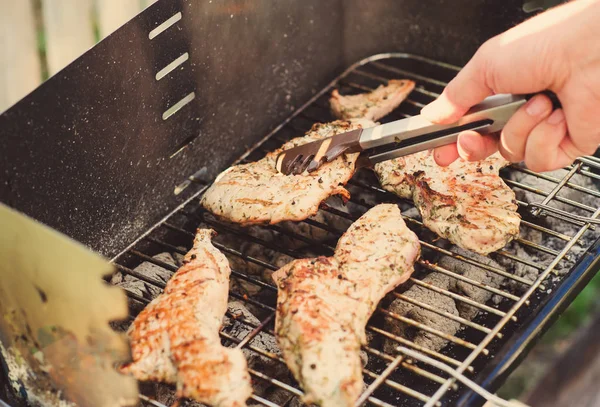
374,150,520,254
272,204,420,407
330,79,415,121
201,119,375,225
120,229,252,407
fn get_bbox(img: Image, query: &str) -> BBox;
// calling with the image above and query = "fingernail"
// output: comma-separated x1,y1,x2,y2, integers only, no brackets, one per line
525,96,549,116
546,109,565,125
457,132,478,159
421,93,458,123
421,100,441,120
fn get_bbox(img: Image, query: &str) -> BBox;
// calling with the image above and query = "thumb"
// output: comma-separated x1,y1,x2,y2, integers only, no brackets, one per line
421,44,494,124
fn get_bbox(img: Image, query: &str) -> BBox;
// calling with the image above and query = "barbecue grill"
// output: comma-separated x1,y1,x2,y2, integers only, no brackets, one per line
1,1,599,406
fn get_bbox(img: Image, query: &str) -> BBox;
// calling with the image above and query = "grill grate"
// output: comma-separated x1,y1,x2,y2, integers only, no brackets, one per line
110,54,600,407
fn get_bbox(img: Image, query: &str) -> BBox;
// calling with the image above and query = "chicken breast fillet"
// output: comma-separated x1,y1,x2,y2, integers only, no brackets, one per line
374,151,520,254
272,204,420,407
330,79,415,121
201,119,375,225
120,229,252,407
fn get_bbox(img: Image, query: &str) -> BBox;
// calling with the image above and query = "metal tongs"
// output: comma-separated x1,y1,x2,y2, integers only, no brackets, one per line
276,93,553,175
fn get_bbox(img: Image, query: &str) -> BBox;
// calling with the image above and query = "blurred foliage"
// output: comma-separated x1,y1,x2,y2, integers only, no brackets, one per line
499,268,600,400
32,0,49,81
542,270,600,343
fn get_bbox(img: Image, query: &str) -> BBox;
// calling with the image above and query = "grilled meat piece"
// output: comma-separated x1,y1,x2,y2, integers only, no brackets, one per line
201,119,375,225
272,204,420,407
375,150,520,254
120,229,252,407
330,79,415,121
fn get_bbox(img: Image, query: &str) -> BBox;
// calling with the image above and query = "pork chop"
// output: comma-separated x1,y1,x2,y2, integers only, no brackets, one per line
120,229,252,407
272,204,420,407
330,79,415,121
374,151,520,254
201,119,375,225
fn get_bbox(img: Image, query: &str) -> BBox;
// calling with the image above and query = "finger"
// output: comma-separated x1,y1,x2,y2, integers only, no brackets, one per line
433,144,459,166
421,50,494,124
499,94,554,162
456,131,499,162
524,109,574,172
559,85,600,158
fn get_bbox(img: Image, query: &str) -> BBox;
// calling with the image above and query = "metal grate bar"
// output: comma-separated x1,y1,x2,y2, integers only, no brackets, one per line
510,166,600,200
507,178,596,213
364,345,454,386
418,261,520,301
235,313,275,349
392,292,496,336
531,163,582,217
250,395,280,407
367,398,399,407
377,307,486,352
519,219,572,241
409,278,510,319
361,363,437,406
367,325,471,371
346,71,441,102
513,237,560,256
115,263,167,289
366,62,449,87
418,240,535,286
496,248,545,271
189,215,302,259
123,287,151,305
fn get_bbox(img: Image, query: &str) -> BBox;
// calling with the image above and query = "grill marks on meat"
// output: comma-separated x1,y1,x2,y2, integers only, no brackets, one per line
375,151,520,254
272,204,420,407
201,119,375,225
330,79,415,121
120,229,252,407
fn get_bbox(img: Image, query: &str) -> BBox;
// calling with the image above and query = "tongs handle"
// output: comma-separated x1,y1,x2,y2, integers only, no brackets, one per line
362,91,561,166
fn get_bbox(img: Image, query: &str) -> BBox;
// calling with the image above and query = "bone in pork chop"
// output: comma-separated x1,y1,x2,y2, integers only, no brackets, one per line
330,79,415,121
201,119,375,225
120,229,252,407
272,204,420,407
374,150,520,254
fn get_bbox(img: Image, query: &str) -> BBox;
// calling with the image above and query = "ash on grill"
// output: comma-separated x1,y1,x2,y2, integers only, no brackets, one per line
108,55,600,407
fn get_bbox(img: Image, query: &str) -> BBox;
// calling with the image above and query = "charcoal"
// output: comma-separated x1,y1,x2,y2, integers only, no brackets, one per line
505,166,598,279
110,252,174,298
384,273,460,354
439,247,505,320
222,301,295,406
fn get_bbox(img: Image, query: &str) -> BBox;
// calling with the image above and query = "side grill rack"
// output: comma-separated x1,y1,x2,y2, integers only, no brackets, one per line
111,54,600,407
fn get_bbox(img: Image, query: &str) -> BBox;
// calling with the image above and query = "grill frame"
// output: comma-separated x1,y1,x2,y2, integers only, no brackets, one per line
111,53,600,407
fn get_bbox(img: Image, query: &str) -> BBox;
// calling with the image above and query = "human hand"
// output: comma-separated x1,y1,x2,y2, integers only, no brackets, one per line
422,0,600,172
